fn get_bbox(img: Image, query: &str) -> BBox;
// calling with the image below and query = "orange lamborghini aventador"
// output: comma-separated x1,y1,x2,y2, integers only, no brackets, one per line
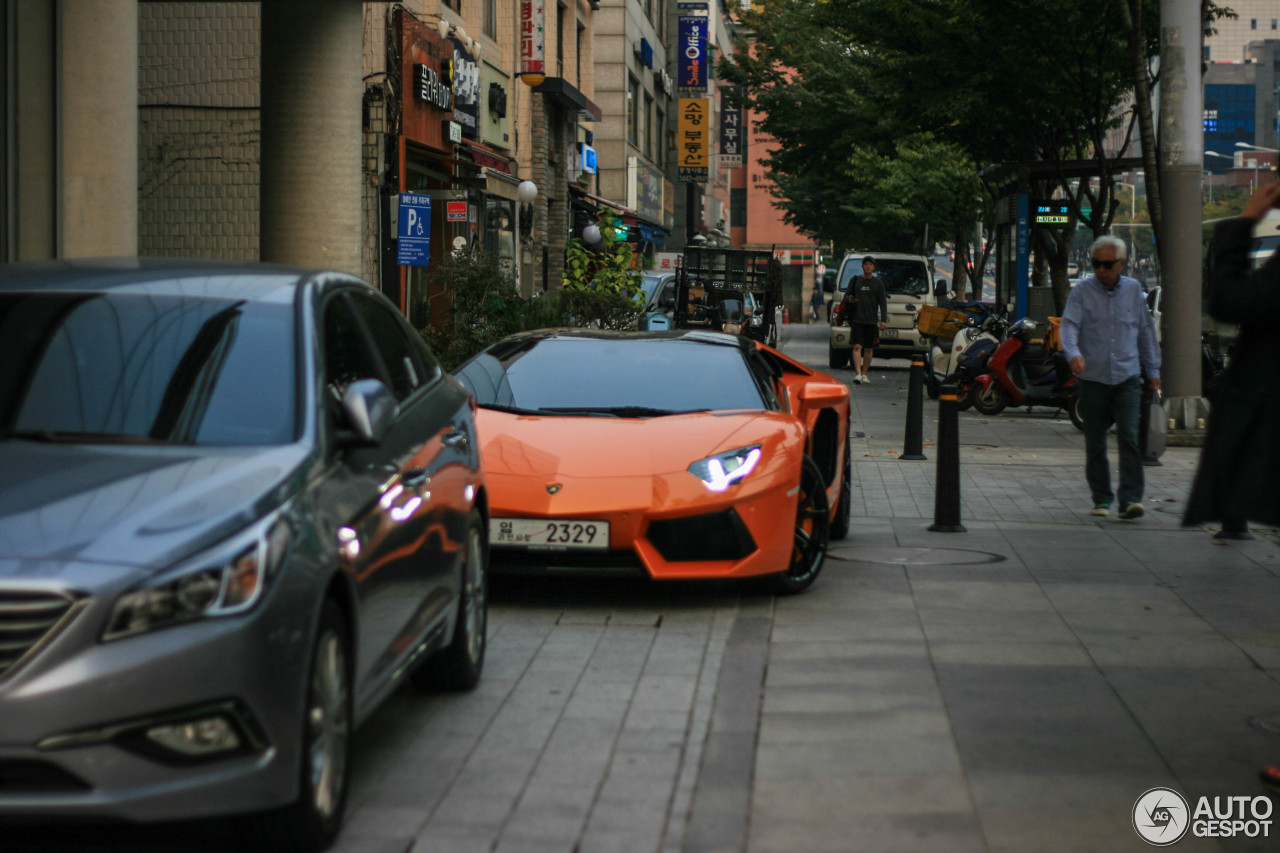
454,329,852,594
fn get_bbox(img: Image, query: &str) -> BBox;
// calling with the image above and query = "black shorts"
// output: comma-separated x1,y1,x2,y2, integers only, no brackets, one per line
850,323,878,348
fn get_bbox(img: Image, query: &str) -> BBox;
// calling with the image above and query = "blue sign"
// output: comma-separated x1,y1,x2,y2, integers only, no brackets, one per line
580,143,598,175
397,193,431,267
677,16,708,91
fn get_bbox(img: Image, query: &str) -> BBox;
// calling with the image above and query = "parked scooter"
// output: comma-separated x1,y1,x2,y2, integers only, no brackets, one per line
970,317,1083,429
922,302,993,398
925,307,1009,411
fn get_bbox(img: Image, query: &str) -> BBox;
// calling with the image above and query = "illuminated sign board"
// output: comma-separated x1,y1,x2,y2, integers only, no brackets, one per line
1032,200,1071,225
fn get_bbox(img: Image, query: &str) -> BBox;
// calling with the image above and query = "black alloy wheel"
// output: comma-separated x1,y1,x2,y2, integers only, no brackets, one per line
764,455,830,595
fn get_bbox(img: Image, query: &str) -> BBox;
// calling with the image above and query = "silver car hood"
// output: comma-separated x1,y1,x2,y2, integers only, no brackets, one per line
0,441,310,576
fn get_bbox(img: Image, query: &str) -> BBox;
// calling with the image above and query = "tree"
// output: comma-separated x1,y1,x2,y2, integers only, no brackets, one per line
722,0,1162,308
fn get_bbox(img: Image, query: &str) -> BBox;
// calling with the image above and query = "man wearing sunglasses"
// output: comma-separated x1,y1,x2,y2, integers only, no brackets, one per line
1060,235,1162,520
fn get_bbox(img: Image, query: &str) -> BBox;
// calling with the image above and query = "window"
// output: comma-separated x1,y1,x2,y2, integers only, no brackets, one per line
348,291,426,401
484,0,497,39
656,107,666,159
627,76,640,145
644,93,655,158
443,0,460,12
557,3,567,79
1251,18,1257,29
577,22,585,84
2,292,296,446
324,297,384,406
731,188,746,227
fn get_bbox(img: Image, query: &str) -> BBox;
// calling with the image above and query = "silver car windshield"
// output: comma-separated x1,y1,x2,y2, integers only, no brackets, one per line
0,292,296,446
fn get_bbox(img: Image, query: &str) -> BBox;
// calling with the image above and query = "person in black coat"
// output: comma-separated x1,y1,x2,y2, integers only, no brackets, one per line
1183,181,1280,533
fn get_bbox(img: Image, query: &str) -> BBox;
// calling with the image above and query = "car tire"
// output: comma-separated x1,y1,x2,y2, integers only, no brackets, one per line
828,342,849,370
409,508,487,692
763,455,830,595
972,382,1008,416
830,439,852,541
240,599,352,852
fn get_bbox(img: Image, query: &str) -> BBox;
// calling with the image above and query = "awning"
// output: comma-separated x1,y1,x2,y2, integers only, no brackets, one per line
533,78,603,122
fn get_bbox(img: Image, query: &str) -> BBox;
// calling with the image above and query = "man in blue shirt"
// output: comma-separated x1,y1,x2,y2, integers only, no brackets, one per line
1060,236,1162,519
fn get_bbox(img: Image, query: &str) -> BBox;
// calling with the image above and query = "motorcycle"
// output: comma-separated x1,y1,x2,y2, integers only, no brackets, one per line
970,317,1083,430
922,306,1008,411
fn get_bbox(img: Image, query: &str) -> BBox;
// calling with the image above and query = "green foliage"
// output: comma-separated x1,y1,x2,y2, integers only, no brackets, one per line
719,0,1159,256
560,210,645,330
419,246,568,370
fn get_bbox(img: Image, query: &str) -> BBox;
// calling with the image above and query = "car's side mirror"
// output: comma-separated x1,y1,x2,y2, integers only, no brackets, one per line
822,271,837,293
799,380,849,407
340,378,395,444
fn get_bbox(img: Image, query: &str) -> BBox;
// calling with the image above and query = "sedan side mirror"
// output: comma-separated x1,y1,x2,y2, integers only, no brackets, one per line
341,378,396,445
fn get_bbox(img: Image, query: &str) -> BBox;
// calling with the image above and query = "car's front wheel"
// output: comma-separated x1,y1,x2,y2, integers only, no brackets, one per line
409,508,487,691
763,455,830,595
240,600,352,852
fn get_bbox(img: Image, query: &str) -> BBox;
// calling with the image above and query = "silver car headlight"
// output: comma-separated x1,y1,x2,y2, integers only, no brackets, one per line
103,518,291,641
688,445,763,492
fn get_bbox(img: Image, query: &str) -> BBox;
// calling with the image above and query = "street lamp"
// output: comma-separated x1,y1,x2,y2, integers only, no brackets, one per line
1205,150,1237,195
1114,180,1138,219
1233,142,1278,190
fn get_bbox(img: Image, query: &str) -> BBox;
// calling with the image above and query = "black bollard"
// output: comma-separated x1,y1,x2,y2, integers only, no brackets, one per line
928,384,966,532
901,355,927,461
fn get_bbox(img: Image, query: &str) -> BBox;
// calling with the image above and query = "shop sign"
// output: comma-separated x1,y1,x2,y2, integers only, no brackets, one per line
677,15,707,92
451,40,481,139
719,90,743,168
447,201,468,222
414,63,453,111
678,98,709,182
628,156,664,221
397,193,432,267
520,0,545,84
580,143,598,175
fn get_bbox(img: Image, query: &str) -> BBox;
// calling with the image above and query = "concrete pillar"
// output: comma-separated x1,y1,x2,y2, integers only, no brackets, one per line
260,0,362,275
1158,0,1209,427
58,0,137,257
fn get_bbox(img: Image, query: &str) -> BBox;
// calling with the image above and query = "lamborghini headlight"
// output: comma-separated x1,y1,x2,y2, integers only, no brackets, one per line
688,445,763,492
103,518,291,641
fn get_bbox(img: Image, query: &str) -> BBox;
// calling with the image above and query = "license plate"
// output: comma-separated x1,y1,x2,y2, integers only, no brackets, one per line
491,518,610,550
880,328,899,338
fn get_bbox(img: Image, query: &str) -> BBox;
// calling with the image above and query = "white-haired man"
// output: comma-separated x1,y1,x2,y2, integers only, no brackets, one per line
1060,235,1162,520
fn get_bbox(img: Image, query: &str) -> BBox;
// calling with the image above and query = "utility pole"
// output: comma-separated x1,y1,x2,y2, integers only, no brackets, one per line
1158,0,1208,429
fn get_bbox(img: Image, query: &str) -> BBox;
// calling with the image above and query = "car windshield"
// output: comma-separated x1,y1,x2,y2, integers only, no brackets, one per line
840,258,929,296
457,336,767,414
0,291,296,446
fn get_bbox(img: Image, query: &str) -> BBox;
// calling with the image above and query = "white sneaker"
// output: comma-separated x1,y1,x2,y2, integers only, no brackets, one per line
861,374,871,384
853,374,865,384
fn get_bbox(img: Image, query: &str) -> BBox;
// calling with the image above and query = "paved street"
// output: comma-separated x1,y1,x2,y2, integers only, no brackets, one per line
12,320,1280,853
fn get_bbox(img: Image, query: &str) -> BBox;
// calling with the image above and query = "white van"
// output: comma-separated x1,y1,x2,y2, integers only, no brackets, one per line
827,251,946,368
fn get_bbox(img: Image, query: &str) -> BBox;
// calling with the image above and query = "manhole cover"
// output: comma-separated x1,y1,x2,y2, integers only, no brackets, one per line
828,546,1006,566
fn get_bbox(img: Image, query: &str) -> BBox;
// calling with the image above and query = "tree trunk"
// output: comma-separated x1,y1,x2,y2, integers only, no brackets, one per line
1114,0,1162,243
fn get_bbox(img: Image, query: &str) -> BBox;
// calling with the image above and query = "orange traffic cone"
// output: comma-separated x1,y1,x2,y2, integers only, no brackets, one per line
782,307,790,324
